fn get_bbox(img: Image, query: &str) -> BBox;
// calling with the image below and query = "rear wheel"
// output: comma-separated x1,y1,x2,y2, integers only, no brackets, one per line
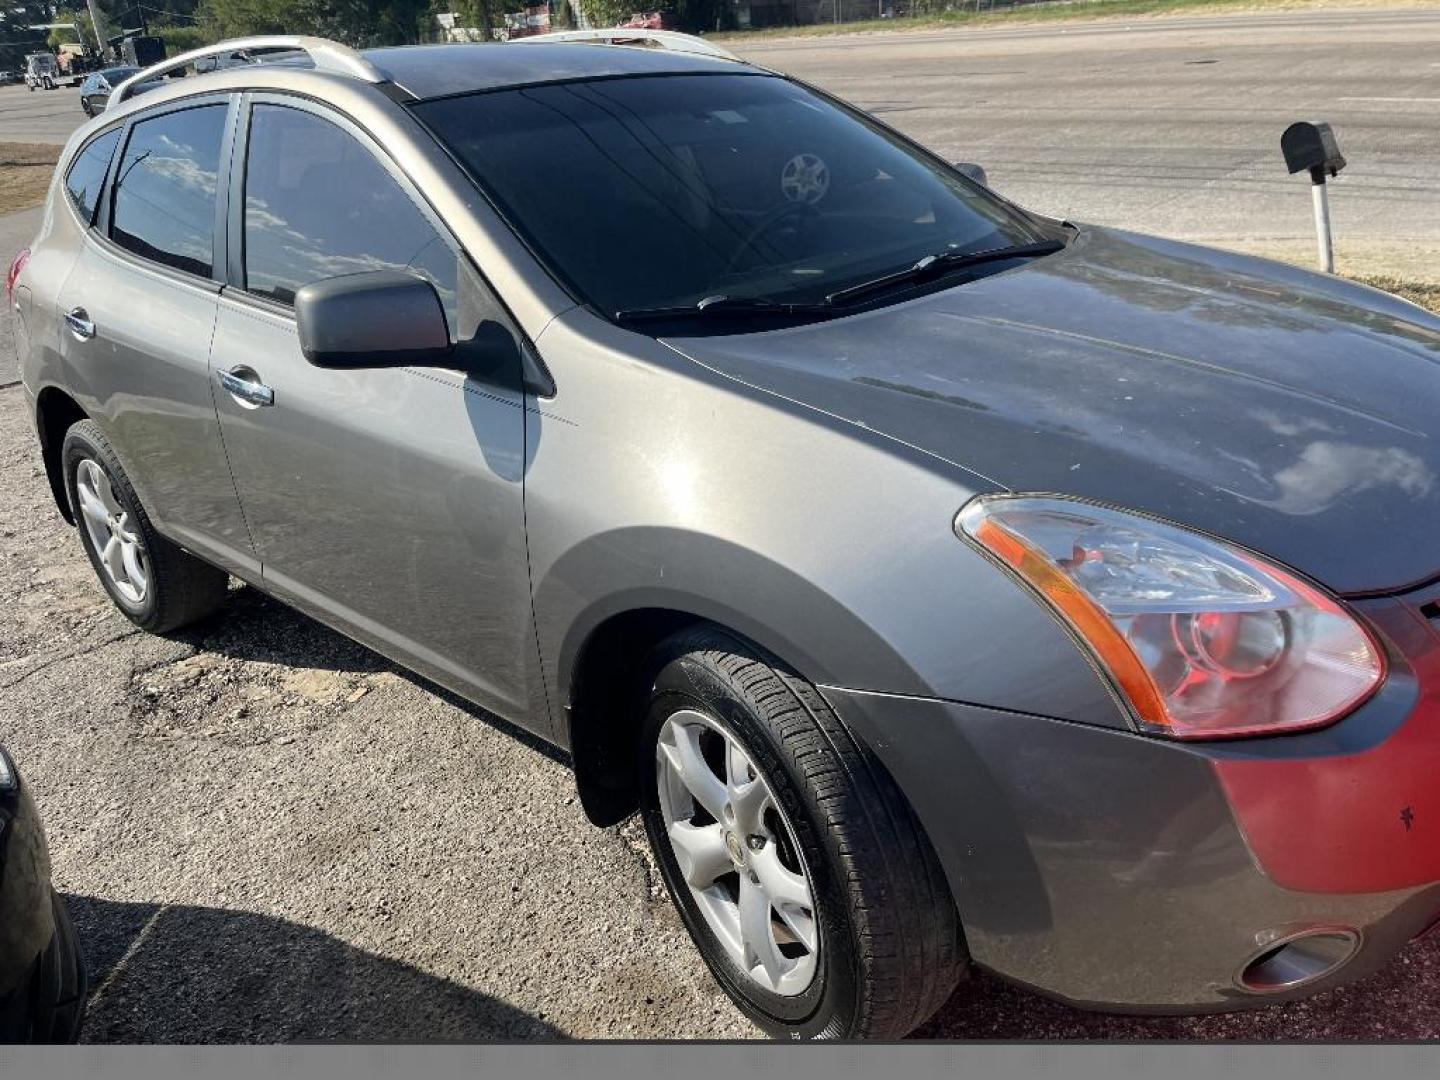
640,626,964,1039
61,420,229,633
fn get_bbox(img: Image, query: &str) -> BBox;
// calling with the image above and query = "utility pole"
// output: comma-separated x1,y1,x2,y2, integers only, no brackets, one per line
84,0,110,57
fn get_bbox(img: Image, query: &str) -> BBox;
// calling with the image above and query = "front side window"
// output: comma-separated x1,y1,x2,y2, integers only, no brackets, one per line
415,74,1048,318
111,104,227,277
241,103,457,324
64,127,122,226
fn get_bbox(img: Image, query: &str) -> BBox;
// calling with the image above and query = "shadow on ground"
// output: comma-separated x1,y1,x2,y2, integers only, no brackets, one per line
67,894,564,1042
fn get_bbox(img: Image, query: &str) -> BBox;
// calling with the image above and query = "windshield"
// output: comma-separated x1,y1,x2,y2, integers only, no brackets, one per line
416,73,1048,317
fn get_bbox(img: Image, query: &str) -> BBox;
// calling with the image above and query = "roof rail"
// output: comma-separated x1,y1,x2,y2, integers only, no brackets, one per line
509,28,740,62
109,35,386,109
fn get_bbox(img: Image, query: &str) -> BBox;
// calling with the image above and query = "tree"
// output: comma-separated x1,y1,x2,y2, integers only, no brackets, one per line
153,23,210,51
574,0,632,28
47,8,99,50
1,1,64,68
197,0,432,45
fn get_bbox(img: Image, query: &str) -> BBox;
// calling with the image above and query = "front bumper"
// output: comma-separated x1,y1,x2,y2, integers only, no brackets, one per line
821,589,1440,1012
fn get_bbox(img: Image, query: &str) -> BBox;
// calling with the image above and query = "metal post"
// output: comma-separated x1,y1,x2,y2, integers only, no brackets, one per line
83,0,109,57
1310,173,1334,274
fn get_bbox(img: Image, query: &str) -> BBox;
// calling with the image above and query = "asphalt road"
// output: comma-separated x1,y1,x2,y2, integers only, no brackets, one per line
2,9,1439,1042
0,81,82,145
734,8,1440,273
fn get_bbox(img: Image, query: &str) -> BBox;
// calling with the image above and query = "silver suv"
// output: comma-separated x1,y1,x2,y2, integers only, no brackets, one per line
9,33,1440,1040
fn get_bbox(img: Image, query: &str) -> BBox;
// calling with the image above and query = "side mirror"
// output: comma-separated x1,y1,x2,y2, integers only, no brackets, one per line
296,271,453,371
953,162,989,188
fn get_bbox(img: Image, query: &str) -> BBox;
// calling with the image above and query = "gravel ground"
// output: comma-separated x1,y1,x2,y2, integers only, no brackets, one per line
1,380,1438,1041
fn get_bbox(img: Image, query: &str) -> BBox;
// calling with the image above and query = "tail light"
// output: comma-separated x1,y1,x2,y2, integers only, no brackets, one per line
5,248,31,307
957,495,1386,740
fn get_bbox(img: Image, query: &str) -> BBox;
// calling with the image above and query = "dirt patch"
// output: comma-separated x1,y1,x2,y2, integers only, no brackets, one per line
0,142,58,215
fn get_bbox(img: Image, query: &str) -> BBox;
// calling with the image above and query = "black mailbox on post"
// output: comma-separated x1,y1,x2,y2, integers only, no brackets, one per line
1282,121,1346,182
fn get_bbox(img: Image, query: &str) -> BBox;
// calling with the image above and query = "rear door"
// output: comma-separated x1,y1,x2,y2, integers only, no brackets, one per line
209,95,536,723
56,95,257,577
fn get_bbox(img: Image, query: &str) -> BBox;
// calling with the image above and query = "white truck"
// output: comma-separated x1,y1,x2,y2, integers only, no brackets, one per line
23,53,60,91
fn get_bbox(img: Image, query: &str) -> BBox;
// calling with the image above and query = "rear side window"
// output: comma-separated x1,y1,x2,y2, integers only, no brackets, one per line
111,104,227,278
64,128,121,226
241,103,457,322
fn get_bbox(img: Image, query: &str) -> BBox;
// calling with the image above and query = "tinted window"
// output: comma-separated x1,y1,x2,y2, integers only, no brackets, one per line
415,75,1044,316
111,104,226,277
64,127,121,226
242,104,457,322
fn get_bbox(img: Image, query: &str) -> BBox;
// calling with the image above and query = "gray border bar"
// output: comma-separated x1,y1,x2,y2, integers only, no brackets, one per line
3,1045,1440,1080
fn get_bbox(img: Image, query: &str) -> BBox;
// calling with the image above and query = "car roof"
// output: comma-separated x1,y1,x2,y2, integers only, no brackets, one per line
359,42,757,101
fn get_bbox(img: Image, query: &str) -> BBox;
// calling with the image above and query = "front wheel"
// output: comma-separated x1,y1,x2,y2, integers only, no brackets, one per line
640,626,964,1039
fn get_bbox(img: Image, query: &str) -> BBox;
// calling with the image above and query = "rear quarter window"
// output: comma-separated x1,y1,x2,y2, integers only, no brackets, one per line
64,128,122,227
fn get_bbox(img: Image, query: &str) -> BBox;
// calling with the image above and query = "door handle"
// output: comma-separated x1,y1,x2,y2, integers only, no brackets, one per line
63,307,95,341
216,366,275,408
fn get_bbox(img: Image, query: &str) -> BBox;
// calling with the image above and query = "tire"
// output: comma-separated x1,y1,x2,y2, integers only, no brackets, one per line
27,893,87,1044
61,419,229,633
639,626,964,1040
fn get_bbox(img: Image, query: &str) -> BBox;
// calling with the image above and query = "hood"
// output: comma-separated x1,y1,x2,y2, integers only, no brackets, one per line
666,226,1440,596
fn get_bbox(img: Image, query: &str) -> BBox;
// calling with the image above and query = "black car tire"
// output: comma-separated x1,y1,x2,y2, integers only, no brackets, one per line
639,625,965,1039
61,419,229,633
27,893,87,1044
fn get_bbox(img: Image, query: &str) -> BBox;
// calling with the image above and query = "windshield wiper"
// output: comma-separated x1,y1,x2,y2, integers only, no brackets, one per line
614,294,834,325
613,240,1065,325
824,239,1065,307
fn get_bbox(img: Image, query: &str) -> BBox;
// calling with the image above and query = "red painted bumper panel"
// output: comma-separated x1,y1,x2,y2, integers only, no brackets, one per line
1215,602,1440,895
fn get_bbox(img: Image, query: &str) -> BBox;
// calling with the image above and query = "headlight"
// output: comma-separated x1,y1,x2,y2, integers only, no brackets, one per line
956,495,1385,739
0,748,15,792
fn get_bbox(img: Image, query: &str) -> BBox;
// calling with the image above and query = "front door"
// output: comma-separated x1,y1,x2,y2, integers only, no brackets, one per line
210,97,535,722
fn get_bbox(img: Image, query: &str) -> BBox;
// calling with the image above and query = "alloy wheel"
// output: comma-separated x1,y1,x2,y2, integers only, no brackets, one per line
655,709,819,996
75,458,149,604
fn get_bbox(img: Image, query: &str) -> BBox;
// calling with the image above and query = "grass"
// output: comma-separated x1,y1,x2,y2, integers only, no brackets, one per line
1353,277,1440,314
711,0,1440,41
0,143,58,215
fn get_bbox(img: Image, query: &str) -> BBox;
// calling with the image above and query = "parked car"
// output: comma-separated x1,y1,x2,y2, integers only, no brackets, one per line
616,10,679,29
0,746,86,1043
23,53,60,91
78,66,154,116
0,70,19,85
9,32,1440,1040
